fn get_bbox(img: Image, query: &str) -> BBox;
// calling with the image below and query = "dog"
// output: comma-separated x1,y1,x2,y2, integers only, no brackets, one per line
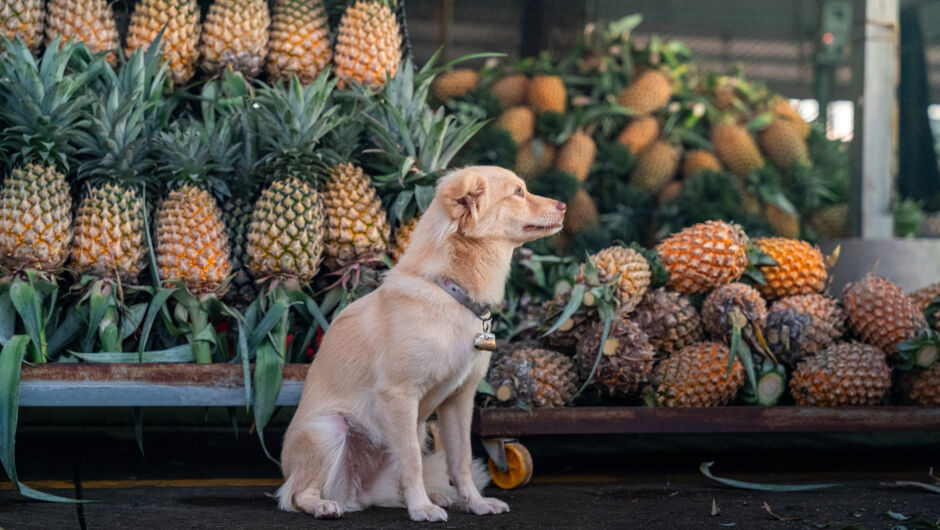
276,166,566,522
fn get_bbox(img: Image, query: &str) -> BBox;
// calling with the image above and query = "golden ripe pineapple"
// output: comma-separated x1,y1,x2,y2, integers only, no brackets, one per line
126,0,201,85
617,116,659,155
555,130,595,182
489,74,528,109
515,141,555,180
200,0,270,77
617,69,673,115
630,141,679,194
575,315,656,398
527,74,565,114
389,214,419,263
267,0,331,85
764,203,800,239
45,0,118,65
496,106,535,146
576,245,651,312
909,283,940,331
650,342,744,407
753,237,827,300
789,342,891,406
1,0,44,52
489,347,580,407
758,119,810,169
655,221,749,295
769,294,845,355
771,96,810,139
897,363,940,406
843,274,927,357
0,164,72,273
682,150,722,179
562,189,598,234
711,122,764,176
321,163,390,269
72,184,147,281
333,0,401,90
632,288,703,355
431,68,479,102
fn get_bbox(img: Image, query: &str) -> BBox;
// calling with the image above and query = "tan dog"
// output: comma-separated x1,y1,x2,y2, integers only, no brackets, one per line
276,166,565,522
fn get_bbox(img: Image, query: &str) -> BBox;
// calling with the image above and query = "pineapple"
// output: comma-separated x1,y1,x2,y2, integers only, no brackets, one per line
770,96,810,139
431,68,479,102
333,0,402,90
389,214,419,263
682,150,722,179
1,0,44,52
539,290,595,354
267,0,332,85
574,315,656,398
655,220,749,295
0,39,89,275
649,342,745,407
221,193,257,306
527,74,565,114
758,119,810,169
617,69,673,115
576,245,651,313
45,0,119,65
555,130,596,182
752,237,827,300
810,204,849,239
489,347,579,407
764,203,800,239
321,163,390,269
769,294,845,355
630,141,679,194
515,141,555,180
909,283,940,331
632,288,703,355
897,363,940,406
789,342,891,406
658,181,682,205
616,116,659,155
702,282,768,347
711,122,764,176
496,106,535,146
200,0,270,77
126,0,201,85
488,74,528,109
562,189,598,234
843,274,927,357
763,309,816,365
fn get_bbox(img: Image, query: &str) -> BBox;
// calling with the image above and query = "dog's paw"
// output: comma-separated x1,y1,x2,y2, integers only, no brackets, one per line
466,496,510,515
312,500,343,519
428,492,452,508
409,503,449,522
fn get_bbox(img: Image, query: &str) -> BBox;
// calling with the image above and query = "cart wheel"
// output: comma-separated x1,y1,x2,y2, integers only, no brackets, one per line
488,442,533,490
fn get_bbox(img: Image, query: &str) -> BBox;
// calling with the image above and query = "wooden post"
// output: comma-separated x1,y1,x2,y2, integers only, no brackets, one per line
850,0,898,239
437,0,454,62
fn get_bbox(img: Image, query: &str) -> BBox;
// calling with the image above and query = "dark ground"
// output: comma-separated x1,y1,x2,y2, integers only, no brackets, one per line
2,410,940,529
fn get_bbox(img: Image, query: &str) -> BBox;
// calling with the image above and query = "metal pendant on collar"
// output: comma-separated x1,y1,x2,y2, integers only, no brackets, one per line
437,278,498,351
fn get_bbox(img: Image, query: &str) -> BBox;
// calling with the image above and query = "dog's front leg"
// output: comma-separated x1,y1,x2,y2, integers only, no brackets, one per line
437,352,510,515
378,389,448,522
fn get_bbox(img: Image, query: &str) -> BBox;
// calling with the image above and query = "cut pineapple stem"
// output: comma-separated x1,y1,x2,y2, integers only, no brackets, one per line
917,345,938,368
756,368,786,406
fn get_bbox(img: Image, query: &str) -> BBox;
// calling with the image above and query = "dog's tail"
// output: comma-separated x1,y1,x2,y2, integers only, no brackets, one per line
422,451,491,502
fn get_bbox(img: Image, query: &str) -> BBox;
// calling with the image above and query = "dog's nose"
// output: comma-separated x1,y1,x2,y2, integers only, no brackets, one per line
555,201,566,211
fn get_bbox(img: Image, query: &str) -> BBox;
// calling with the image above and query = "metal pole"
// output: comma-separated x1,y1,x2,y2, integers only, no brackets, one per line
850,0,898,239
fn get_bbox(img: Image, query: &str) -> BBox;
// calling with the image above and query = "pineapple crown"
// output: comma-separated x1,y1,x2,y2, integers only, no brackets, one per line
362,57,487,223
0,37,103,173
155,115,239,201
255,72,343,187
199,71,261,195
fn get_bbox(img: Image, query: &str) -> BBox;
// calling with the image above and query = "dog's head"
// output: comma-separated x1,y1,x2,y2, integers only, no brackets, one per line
432,166,565,244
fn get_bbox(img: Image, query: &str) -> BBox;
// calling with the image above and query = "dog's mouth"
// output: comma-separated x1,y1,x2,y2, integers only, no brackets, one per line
523,222,563,233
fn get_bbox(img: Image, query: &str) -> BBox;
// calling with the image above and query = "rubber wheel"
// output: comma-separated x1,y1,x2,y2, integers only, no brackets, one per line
488,442,533,490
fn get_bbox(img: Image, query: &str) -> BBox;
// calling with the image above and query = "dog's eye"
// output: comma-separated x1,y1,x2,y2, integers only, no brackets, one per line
514,187,524,196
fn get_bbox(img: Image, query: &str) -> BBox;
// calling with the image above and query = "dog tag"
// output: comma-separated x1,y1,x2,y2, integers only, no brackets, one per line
474,332,497,351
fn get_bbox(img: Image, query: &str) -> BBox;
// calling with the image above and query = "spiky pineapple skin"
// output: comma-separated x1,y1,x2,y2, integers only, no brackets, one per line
155,185,232,295
764,204,800,239
843,274,926,356
576,245,651,312
515,141,555,180
126,0,201,85
71,183,147,282
555,130,595,182
1,0,44,52
702,282,768,343
810,204,849,239
0,163,72,273
575,316,656,398
769,294,845,355
431,68,479,102
246,176,324,284
321,163,390,269
527,75,565,114
682,150,722,179
759,120,810,169
630,141,678,194
333,0,401,90
897,363,940,405
390,215,419,263
562,189,597,234
496,106,535,146
789,342,891,406
771,97,810,139
489,74,528,109
45,0,119,65
199,0,270,77
617,70,672,115
908,283,940,331
266,0,331,85
711,122,764,176
221,194,256,307
495,347,580,407
753,237,827,300
617,116,659,155
650,342,744,407
632,287,703,355
655,221,748,295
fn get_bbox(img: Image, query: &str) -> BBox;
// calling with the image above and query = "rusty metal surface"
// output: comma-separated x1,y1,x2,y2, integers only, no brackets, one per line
20,363,308,384
474,406,940,437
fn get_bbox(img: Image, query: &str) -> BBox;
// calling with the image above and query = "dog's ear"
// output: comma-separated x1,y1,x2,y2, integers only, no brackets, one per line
439,169,487,225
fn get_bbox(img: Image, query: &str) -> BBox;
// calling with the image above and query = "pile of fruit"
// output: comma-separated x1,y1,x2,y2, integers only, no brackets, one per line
483,221,940,409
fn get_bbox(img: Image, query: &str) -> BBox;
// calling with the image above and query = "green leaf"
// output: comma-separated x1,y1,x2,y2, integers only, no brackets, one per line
700,462,841,491
122,303,148,340
84,282,112,349
414,184,435,212
253,339,283,464
477,378,496,396
541,283,586,337
0,290,14,346
138,287,176,362
69,345,194,363
572,313,614,400
248,300,289,353
46,306,83,358
132,407,145,457
888,511,912,521
9,278,45,362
